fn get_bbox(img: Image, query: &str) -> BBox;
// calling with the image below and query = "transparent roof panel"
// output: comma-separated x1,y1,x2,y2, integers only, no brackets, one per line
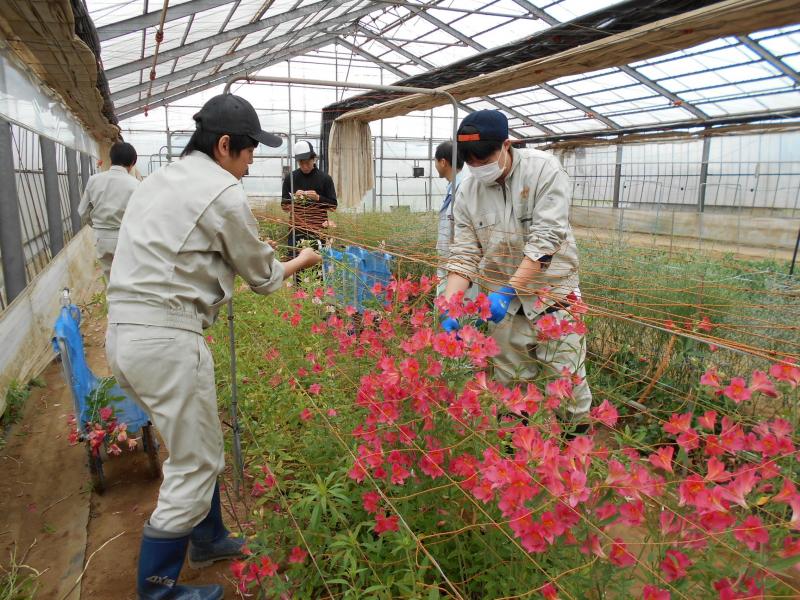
87,2,800,131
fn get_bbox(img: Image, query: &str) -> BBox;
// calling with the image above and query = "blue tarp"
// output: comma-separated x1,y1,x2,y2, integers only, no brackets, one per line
52,304,149,433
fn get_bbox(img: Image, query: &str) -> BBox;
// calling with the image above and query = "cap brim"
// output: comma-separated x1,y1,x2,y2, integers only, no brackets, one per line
252,130,283,148
295,152,315,160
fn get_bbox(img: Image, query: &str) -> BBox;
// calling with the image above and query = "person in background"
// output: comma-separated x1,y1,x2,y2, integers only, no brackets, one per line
434,141,465,296
441,109,592,425
78,141,139,282
281,140,337,254
106,94,322,600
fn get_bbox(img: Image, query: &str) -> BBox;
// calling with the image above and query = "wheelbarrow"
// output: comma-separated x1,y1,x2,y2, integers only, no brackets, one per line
53,289,160,493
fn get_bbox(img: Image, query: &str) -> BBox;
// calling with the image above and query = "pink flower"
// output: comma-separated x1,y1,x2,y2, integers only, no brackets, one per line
127,437,138,450
99,406,114,421
733,515,769,550
697,410,717,431
374,512,399,535
326,408,337,417
723,377,751,404
299,408,313,421
749,370,778,397
648,446,674,474
642,585,670,600
108,443,121,456
251,482,266,497
660,549,691,582
308,383,322,395
590,399,618,427
288,546,307,564
770,361,800,388
700,368,721,389
608,538,636,567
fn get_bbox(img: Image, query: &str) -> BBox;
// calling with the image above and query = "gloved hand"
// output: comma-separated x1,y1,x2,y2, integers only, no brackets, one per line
440,311,461,333
487,285,516,323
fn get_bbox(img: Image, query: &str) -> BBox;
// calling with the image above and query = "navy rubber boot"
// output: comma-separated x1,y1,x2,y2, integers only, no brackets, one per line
188,483,245,569
137,529,223,600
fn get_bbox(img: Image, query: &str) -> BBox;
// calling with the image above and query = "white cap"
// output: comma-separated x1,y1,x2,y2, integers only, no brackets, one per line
293,140,316,160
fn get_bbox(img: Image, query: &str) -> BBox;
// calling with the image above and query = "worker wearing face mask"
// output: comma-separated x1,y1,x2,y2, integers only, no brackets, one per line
441,110,592,424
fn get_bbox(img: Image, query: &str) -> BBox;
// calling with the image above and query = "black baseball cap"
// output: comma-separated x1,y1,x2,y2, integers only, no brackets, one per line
457,110,509,143
193,94,282,148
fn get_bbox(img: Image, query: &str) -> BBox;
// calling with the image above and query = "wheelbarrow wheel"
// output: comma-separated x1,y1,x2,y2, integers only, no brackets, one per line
87,444,105,494
142,424,161,480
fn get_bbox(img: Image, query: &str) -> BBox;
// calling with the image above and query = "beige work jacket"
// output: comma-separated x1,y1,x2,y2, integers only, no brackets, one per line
108,152,284,333
78,165,139,231
444,148,580,319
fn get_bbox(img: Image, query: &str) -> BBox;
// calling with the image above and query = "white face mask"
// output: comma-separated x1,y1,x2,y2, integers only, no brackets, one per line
470,148,507,184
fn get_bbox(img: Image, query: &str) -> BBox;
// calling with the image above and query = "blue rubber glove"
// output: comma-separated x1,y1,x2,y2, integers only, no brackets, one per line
487,285,516,323
440,311,461,333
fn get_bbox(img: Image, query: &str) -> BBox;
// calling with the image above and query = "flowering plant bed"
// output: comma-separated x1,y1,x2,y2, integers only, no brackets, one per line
206,267,800,599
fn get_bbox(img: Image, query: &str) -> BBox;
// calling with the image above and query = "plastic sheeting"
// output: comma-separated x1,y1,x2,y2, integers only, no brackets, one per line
0,47,97,156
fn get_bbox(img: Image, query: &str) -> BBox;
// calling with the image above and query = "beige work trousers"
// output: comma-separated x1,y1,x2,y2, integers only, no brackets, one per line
106,323,225,533
490,310,592,417
94,229,118,282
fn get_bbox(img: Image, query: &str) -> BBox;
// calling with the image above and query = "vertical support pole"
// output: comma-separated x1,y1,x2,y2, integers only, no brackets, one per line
372,136,377,212
0,119,27,302
697,133,711,213
612,142,623,209
66,149,82,233
790,223,800,276
427,109,434,212
40,138,65,255
165,105,172,161
80,153,92,190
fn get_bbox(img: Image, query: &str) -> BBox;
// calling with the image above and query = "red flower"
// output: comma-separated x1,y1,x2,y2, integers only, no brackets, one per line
373,512,399,535
540,582,558,599
660,549,691,582
648,446,673,474
288,546,307,564
608,538,636,567
770,361,800,388
299,408,313,421
259,555,279,577
642,584,670,599
99,406,114,421
362,490,381,513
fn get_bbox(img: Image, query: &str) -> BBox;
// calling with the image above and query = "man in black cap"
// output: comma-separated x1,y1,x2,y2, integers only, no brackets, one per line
441,109,592,426
106,93,322,600
281,140,337,254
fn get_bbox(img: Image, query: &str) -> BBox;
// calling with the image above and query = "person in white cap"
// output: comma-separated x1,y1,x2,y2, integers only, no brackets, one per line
281,140,337,254
106,93,321,600
78,141,139,282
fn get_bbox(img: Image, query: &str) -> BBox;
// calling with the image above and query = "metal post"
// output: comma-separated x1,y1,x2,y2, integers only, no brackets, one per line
697,133,711,213
0,120,27,302
612,142,623,209
427,109,434,212
40,138,65,255
66,149,82,232
790,222,800,276
80,153,92,190
165,104,172,161
226,299,243,499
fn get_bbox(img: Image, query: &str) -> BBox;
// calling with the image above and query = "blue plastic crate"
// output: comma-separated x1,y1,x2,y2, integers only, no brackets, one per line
323,246,393,312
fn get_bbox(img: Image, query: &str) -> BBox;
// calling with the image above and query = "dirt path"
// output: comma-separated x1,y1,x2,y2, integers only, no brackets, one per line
1,288,246,599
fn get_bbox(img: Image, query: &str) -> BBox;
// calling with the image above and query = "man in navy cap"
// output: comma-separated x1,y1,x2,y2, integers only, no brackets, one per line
281,140,337,255
107,93,322,599
441,109,592,426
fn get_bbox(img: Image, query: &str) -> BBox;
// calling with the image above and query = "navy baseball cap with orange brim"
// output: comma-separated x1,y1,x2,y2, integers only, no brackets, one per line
193,94,282,148
456,109,509,143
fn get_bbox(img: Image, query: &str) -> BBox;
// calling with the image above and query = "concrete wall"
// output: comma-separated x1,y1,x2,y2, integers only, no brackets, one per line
571,207,800,253
0,226,98,416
